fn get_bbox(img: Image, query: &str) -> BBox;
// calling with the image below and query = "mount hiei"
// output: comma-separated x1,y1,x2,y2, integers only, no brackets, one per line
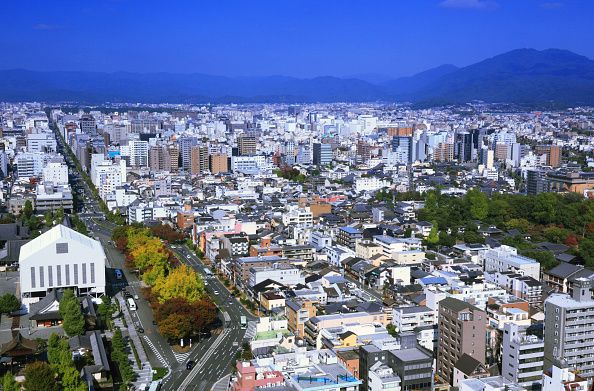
2,48,594,106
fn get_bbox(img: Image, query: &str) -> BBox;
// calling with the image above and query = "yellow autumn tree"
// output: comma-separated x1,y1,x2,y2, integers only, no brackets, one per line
153,264,205,304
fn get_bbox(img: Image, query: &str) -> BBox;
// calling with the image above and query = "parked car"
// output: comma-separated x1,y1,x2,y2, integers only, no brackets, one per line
186,360,195,370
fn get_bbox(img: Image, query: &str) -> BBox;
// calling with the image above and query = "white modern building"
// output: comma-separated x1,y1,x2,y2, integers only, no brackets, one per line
248,263,305,288
42,161,69,185
282,206,313,228
19,225,107,307
392,306,436,333
354,177,390,193
27,133,57,153
484,245,540,279
501,323,544,389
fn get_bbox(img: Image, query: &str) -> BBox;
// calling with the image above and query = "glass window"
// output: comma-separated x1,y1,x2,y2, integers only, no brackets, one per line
39,266,44,288
30,267,36,288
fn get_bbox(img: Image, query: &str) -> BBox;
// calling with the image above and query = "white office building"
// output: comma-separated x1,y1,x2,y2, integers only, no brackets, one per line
19,225,107,307
501,323,544,389
42,161,69,185
484,245,540,279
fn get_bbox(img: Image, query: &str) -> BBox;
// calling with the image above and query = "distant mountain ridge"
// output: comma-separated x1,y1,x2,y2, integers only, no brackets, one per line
1,48,594,105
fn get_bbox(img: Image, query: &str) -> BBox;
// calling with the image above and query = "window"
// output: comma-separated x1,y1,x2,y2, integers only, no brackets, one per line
90,263,95,284
39,266,45,288
56,243,69,254
82,263,87,284
65,265,70,285
57,265,62,286
48,266,53,287
30,267,36,288
74,264,78,284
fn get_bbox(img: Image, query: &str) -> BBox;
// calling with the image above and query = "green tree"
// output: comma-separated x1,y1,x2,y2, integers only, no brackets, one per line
466,189,489,221
426,221,439,246
98,295,113,328
0,293,20,314
59,290,85,336
44,211,54,227
23,361,59,391
580,238,594,267
54,207,65,225
2,372,18,391
22,200,33,219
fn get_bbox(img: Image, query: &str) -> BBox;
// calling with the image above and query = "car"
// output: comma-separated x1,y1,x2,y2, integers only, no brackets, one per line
186,360,195,370
186,255,191,259
134,294,139,300
137,327,144,333
152,320,157,325
213,290,219,295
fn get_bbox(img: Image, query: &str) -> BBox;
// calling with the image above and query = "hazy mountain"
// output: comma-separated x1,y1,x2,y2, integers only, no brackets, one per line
409,49,594,105
381,64,459,96
1,49,594,105
0,70,387,103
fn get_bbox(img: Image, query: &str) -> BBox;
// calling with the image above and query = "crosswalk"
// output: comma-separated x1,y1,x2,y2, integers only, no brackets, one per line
142,336,171,368
244,321,257,340
173,351,191,363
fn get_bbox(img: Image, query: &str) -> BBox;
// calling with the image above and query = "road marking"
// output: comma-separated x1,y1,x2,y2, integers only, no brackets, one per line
142,335,171,368
179,328,230,391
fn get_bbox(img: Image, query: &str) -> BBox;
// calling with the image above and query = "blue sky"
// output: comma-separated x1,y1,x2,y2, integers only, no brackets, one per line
1,0,592,78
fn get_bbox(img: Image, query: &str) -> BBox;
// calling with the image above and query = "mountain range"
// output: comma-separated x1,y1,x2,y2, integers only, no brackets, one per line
1,48,594,106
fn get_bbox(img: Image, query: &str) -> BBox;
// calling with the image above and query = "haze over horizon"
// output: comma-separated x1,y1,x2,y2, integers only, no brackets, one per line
2,0,593,78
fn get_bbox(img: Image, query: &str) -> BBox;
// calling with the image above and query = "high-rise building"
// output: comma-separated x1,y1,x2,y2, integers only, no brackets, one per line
437,298,486,385
178,137,198,171
312,143,332,166
494,143,509,161
237,135,257,156
535,145,561,168
190,145,209,175
455,132,473,162
128,140,148,167
544,278,594,378
480,147,494,169
168,144,179,173
209,153,228,174
434,143,454,162
526,169,550,195
391,136,412,164
357,140,372,163
80,114,96,134
501,323,544,389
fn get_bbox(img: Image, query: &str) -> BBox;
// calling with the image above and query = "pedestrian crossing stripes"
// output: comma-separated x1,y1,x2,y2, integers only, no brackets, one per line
142,336,170,368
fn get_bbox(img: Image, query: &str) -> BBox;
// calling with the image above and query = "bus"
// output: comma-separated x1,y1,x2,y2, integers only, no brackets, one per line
127,298,137,311
115,269,123,280
240,316,247,329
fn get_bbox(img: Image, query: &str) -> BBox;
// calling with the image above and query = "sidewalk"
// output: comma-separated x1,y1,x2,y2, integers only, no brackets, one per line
114,292,153,389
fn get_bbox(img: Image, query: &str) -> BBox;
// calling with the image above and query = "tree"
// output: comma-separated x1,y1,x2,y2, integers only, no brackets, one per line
153,264,205,304
426,221,439,246
54,207,65,225
580,238,594,267
98,295,114,327
59,290,85,336
44,211,54,227
466,189,489,221
23,361,59,391
110,329,135,384
564,234,579,247
0,293,20,314
22,200,33,219
61,366,87,391
2,372,18,391
158,313,192,341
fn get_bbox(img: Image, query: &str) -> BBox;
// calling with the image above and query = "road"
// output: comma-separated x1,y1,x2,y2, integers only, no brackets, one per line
51,118,251,390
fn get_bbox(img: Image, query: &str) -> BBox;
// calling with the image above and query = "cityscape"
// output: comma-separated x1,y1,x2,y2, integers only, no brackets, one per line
0,2,593,391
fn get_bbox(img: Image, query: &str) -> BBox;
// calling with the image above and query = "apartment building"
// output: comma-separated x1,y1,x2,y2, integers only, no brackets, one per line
544,278,594,379
501,323,544,389
437,297,487,385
